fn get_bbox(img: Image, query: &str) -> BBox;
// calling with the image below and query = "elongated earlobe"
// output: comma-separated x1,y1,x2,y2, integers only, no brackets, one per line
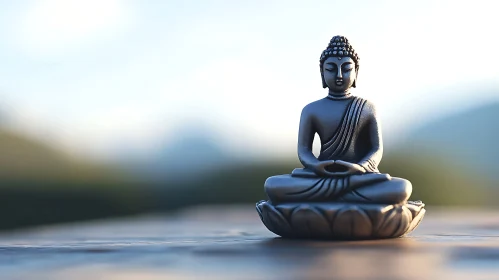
321,69,327,88
352,67,359,88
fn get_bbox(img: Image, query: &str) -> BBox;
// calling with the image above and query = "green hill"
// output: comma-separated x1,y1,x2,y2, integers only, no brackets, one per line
0,130,127,184
0,129,154,230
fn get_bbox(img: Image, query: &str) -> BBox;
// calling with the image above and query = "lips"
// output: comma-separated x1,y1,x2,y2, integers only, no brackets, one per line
335,80,343,86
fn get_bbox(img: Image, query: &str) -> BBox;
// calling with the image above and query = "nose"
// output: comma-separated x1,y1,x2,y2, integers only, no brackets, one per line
336,68,343,79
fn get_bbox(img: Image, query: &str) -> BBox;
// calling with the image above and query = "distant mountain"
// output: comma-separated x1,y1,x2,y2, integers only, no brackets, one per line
397,101,499,180
131,123,235,181
155,132,231,171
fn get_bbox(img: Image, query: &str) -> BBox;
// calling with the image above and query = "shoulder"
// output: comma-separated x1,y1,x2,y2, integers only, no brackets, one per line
354,96,378,117
301,98,327,114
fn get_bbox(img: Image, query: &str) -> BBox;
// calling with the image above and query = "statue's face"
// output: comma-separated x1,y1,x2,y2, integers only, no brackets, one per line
323,56,356,93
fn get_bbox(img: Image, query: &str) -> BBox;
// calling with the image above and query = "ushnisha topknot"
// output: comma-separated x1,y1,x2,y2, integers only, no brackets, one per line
320,35,360,88
320,35,359,65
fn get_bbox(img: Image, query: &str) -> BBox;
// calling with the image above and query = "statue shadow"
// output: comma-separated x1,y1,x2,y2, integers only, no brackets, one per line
255,235,419,253
246,237,422,276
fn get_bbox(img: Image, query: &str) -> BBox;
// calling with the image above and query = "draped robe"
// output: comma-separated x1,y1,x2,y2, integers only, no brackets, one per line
264,96,396,204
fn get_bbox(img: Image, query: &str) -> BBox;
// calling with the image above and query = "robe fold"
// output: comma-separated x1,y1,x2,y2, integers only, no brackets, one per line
319,96,367,161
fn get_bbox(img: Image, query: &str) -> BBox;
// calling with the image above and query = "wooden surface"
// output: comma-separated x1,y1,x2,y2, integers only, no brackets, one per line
1,205,499,279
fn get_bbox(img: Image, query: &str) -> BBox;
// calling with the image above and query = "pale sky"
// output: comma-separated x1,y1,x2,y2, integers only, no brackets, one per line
0,0,498,161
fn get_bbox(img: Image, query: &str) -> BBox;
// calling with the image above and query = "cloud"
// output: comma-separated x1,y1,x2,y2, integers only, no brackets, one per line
14,0,133,57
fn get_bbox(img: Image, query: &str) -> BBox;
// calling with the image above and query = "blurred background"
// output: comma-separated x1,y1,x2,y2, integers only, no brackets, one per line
0,0,497,230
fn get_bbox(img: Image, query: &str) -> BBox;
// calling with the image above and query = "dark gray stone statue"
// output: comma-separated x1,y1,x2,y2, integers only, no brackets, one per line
256,35,425,240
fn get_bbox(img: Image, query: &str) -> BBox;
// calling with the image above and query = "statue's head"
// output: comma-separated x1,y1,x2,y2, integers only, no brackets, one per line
320,35,360,93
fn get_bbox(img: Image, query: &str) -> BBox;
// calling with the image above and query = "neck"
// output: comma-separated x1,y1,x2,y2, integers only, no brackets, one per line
327,89,352,100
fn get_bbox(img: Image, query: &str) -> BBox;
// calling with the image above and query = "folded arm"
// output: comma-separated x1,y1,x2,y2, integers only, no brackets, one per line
358,104,383,172
297,106,320,170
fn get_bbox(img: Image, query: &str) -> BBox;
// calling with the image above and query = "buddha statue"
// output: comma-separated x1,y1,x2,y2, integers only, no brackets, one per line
256,35,425,240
